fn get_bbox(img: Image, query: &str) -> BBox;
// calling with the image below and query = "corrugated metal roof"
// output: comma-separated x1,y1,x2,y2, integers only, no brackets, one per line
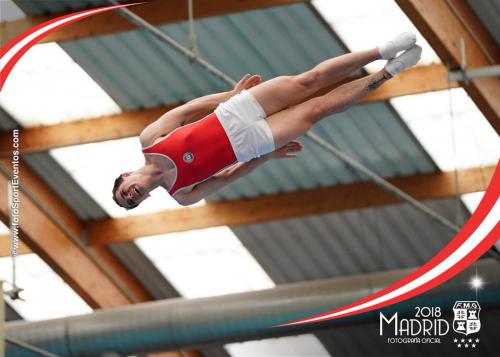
467,0,500,47
0,107,18,131
5,302,23,322
59,4,347,108
234,198,469,284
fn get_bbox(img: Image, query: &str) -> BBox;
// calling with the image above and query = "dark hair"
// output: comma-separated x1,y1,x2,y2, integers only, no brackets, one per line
112,173,139,210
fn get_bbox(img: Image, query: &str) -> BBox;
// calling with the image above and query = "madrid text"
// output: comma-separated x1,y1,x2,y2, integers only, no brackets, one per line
380,307,449,344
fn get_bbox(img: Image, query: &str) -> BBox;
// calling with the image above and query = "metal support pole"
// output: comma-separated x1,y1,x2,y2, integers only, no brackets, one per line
6,181,23,301
448,37,500,83
448,64,500,82
187,0,198,57
1,280,4,357
106,0,236,86
306,132,460,233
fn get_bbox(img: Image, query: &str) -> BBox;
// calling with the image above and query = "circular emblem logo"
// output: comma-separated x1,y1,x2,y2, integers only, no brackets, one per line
183,152,194,163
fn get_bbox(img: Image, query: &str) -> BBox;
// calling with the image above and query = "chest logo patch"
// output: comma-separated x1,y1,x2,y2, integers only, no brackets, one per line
183,152,194,163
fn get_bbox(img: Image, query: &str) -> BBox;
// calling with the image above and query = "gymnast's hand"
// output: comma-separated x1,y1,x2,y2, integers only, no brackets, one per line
267,141,303,159
233,74,262,94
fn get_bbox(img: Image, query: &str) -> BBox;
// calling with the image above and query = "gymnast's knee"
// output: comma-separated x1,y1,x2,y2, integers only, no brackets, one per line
307,97,334,121
294,70,321,92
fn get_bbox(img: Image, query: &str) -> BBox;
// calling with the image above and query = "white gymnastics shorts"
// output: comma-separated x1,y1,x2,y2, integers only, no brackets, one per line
215,89,276,162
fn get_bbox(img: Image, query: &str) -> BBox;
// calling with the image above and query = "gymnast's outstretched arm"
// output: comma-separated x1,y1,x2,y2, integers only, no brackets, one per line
183,74,261,122
139,74,261,147
173,141,302,206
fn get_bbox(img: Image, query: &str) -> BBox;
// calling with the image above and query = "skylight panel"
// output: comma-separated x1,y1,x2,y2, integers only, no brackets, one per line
225,334,329,356
135,226,275,298
312,0,439,72
461,192,484,213
390,88,499,172
0,43,121,127
50,137,203,218
463,191,500,251
0,0,25,21
0,221,9,234
0,254,91,320
461,191,500,250
135,226,327,356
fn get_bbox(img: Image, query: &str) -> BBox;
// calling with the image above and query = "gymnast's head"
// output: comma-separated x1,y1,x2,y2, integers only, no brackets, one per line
112,171,151,210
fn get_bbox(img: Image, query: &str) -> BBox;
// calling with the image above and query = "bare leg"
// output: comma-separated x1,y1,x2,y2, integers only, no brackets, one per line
248,48,381,117
267,69,392,148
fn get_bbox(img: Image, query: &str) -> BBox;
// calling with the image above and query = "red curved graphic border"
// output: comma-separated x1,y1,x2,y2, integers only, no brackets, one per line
1,3,498,328
282,161,499,326
0,3,142,91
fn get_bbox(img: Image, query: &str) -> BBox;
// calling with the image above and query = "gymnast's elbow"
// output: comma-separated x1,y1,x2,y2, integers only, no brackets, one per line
173,191,201,207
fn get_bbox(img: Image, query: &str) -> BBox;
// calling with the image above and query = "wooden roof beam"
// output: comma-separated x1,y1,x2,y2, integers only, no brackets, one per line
87,165,495,246
396,0,500,134
0,158,152,306
0,235,31,257
0,0,305,47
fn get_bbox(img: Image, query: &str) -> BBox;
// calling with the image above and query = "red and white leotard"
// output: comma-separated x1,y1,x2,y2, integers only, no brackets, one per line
142,113,237,195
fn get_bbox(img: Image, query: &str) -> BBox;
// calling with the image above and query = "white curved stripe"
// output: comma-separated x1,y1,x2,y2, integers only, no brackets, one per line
301,197,500,323
0,7,115,71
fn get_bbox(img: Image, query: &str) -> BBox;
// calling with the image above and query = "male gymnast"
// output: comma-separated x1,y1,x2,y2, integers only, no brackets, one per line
113,33,421,208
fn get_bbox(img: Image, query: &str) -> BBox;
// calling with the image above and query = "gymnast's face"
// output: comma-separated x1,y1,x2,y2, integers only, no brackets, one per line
115,172,151,209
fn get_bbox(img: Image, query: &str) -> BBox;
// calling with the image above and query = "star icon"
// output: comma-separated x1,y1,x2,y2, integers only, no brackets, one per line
475,338,480,343
468,338,472,343
457,344,461,348
465,344,469,348
472,344,476,348
461,339,465,343
454,338,458,343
